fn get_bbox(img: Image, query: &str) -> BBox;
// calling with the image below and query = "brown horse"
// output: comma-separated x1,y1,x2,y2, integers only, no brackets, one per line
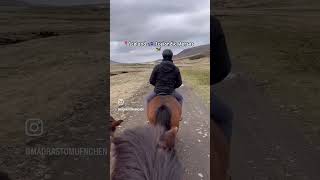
212,119,231,180
110,108,184,180
147,95,182,129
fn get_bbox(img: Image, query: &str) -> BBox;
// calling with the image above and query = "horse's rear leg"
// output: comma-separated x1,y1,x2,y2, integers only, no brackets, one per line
212,121,230,180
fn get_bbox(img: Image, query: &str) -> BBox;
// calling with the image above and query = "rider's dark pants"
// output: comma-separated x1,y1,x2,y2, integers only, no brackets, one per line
211,94,233,143
146,90,183,105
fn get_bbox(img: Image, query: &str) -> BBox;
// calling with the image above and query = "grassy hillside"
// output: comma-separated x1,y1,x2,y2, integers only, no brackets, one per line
174,44,210,60
178,57,210,106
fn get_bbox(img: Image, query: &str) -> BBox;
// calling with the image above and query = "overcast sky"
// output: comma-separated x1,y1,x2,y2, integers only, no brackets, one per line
111,0,210,63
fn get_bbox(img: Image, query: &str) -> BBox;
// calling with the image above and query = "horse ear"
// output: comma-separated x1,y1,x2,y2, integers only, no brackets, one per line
159,127,178,150
112,120,123,129
110,116,123,132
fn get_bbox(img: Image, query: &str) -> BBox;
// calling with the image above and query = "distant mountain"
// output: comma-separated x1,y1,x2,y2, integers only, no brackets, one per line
0,0,29,6
173,44,210,60
152,44,210,62
110,60,121,64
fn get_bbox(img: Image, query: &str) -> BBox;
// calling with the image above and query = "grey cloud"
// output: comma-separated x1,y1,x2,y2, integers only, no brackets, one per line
111,0,210,63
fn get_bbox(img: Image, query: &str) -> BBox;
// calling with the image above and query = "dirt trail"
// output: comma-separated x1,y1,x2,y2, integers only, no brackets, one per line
215,63,320,179
114,84,210,180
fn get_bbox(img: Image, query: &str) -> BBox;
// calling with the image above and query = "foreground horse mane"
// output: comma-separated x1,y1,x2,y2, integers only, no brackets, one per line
111,125,184,180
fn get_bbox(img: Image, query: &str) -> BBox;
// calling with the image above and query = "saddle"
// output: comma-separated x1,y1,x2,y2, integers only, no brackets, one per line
147,95,182,129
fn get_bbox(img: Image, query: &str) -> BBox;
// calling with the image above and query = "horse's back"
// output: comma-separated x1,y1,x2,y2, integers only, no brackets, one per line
147,95,182,128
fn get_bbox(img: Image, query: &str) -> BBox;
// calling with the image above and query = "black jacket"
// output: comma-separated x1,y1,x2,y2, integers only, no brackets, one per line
149,60,182,94
211,16,231,85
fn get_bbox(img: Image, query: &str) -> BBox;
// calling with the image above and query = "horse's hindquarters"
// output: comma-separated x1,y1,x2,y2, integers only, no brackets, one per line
147,96,182,128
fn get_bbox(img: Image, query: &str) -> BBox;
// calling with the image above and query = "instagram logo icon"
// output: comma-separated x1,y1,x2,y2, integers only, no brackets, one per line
25,119,43,137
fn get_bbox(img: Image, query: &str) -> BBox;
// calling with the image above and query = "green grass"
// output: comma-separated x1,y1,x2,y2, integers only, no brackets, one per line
181,68,210,106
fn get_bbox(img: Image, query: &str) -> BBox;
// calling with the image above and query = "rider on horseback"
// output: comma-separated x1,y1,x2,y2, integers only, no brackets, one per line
146,49,183,105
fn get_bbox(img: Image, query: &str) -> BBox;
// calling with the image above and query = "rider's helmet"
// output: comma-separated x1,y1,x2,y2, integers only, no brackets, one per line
162,49,173,61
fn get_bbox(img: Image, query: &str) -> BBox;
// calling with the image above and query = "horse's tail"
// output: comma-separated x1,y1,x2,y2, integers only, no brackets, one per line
156,105,171,131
